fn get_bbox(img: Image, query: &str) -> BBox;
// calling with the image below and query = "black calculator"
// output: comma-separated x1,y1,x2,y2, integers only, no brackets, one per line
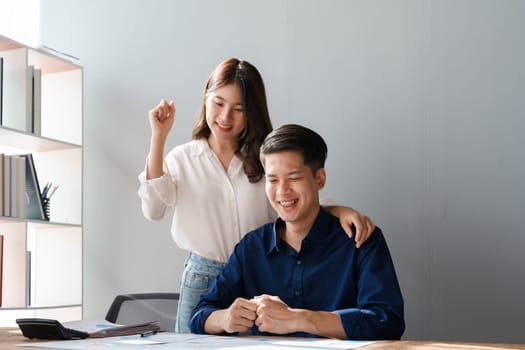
16,318,89,340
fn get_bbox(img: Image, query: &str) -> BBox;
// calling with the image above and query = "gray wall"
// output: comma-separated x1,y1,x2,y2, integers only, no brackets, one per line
41,0,525,343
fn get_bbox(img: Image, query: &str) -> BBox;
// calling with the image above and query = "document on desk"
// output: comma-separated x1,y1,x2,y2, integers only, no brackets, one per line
62,319,161,338
18,332,376,349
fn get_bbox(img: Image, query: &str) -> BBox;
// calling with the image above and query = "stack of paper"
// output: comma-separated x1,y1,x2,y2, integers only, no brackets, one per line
63,319,161,338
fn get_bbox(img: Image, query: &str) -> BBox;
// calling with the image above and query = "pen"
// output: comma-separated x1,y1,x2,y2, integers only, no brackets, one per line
140,330,157,337
41,182,51,198
47,184,60,199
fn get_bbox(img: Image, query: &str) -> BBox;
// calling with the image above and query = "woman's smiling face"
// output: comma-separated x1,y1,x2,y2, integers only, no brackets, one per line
205,83,245,144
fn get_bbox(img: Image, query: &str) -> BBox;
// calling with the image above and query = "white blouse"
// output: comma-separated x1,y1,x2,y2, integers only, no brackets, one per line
138,139,277,262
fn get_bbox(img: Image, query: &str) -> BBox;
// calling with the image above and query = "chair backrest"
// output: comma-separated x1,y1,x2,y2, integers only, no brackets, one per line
105,293,179,332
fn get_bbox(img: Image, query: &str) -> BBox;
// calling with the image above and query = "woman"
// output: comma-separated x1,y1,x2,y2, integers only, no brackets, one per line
138,58,374,332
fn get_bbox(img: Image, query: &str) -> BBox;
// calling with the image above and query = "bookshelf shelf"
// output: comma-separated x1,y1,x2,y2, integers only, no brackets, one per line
0,304,82,311
0,127,80,153
0,34,83,325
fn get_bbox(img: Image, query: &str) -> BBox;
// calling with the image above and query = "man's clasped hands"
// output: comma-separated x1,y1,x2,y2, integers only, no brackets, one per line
221,294,302,335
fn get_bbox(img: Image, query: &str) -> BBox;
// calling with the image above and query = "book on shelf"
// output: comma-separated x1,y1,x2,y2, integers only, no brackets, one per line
4,63,40,134
32,68,42,136
1,154,47,220
0,153,4,216
0,49,32,132
2,154,9,217
20,154,47,221
22,65,33,133
9,155,26,219
0,56,3,125
26,250,31,306
2,155,26,218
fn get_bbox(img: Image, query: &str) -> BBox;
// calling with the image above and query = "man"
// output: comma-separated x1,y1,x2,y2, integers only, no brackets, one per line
189,124,405,339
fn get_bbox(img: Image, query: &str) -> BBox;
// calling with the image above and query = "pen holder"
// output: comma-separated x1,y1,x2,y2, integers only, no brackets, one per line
42,198,50,221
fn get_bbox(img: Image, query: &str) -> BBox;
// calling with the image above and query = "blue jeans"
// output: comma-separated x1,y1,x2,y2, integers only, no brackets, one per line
175,252,226,333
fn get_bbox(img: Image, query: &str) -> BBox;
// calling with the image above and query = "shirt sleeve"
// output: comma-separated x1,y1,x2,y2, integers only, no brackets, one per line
335,229,405,340
137,158,176,221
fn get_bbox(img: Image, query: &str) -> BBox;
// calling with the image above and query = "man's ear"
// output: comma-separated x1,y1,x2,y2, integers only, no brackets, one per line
316,168,326,190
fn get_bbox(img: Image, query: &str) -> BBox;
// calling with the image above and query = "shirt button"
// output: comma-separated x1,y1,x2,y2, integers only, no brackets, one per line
295,291,300,296
296,260,302,265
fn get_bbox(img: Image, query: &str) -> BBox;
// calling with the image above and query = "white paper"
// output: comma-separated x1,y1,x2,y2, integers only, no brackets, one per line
18,332,376,350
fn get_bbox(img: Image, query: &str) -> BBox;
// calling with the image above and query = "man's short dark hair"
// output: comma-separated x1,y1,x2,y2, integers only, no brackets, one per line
260,124,328,174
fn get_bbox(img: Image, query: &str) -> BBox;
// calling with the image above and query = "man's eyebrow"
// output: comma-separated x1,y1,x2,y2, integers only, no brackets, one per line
265,170,302,177
286,170,302,176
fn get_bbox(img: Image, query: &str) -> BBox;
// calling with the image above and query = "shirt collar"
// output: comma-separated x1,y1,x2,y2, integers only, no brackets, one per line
190,139,242,165
190,139,211,156
267,218,284,255
266,207,332,255
306,208,332,245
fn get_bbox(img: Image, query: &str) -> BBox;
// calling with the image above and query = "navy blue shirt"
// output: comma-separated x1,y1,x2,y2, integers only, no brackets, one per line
190,208,405,340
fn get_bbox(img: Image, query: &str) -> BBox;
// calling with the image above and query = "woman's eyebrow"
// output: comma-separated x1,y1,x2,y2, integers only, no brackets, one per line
211,95,242,106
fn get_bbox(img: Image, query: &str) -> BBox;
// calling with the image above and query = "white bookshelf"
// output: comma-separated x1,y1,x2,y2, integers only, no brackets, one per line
0,35,82,326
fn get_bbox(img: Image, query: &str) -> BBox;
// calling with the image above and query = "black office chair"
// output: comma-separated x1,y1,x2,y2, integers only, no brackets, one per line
105,293,179,332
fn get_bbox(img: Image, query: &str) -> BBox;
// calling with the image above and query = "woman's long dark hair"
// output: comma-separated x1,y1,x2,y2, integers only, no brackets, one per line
192,58,273,183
